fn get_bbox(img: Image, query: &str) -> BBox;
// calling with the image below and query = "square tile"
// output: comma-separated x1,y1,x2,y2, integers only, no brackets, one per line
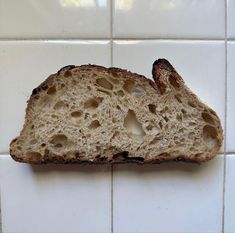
113,0,225,39
0,0,110,38
113,155,224,233
0,40,111,153
227,42,235,152
228,0,235,39
224,154,235,233
113,40,225,142
0,155,111,233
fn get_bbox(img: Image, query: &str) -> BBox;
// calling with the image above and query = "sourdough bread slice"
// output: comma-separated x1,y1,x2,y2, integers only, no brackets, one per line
10,59,223,164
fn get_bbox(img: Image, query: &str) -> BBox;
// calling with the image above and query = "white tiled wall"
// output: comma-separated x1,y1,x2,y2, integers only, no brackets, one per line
0,0,234,233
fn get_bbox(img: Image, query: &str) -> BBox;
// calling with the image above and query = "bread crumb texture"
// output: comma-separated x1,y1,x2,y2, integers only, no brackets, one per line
10,59,223,164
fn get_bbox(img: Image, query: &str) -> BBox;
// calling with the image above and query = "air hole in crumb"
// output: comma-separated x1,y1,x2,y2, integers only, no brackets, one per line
111,131,119,140
148,104,156,114
85,113,89,119
26,152,42,161
31,125,34,129
179,128,184,133
188,132,194,139
175,94,182,103
17,146,22,150
50,134,67,147
97,89,111,96
41,143,46,147
64,70,72,77
47,86,56,95
188,101,196,108
146,124,154,131
124,110,146,138
195,153,203,158
96,78,113,90
84,97,103,109
176,114,182,121
51,114,57,118
181,109,186,114
71,111,82,118
96,146,101,151
116,105,121,110
87,86,91,91
189,122,196,126
164,116,169,122
203,125,218,141
158,122,163,129
123,80,134,93
117,90,124,97
202,125,218,147
54,100,66,110
88,120,101,129
150,136,162,145
30,139,37,145
202,111,215,125
132,86,145,98
110,77,119,84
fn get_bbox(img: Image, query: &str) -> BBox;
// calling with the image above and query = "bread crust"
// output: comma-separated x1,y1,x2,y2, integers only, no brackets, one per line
10,59,223,164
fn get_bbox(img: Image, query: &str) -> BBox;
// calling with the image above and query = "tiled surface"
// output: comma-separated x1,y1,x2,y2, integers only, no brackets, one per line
228,0,235,39
227,42,235,152
0,155,111,233
113,0,225,38
113,155,224,233
0,40,110,153
0,0,110,38
113,40,226,140
224,155,235,233
0,0,234,233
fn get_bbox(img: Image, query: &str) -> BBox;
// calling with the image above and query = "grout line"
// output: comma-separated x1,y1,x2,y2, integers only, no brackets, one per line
110,1,114,233
0,38,229,42
111,165,114,233
0,192,2,233
222,1,228,232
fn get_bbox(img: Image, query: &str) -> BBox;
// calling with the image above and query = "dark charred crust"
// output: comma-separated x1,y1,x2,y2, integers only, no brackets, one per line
10,138,18,145
153,59,176,73
41,84,48,90
112,151,145,164
57,65,75,74
152,59,177,94
32,88,39,95
10,151,212,165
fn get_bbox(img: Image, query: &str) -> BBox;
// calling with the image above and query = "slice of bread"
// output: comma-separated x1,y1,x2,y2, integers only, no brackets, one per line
10,59,223,164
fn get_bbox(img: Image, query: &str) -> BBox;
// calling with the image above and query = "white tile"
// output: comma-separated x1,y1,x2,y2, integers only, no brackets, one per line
113,155,224,233
0,155,111,233
0,0,110,38
224,154,235,233
228,0,235,38
0,41,110,153
113,0,225,38
227,42,235,152
113,40,225,140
